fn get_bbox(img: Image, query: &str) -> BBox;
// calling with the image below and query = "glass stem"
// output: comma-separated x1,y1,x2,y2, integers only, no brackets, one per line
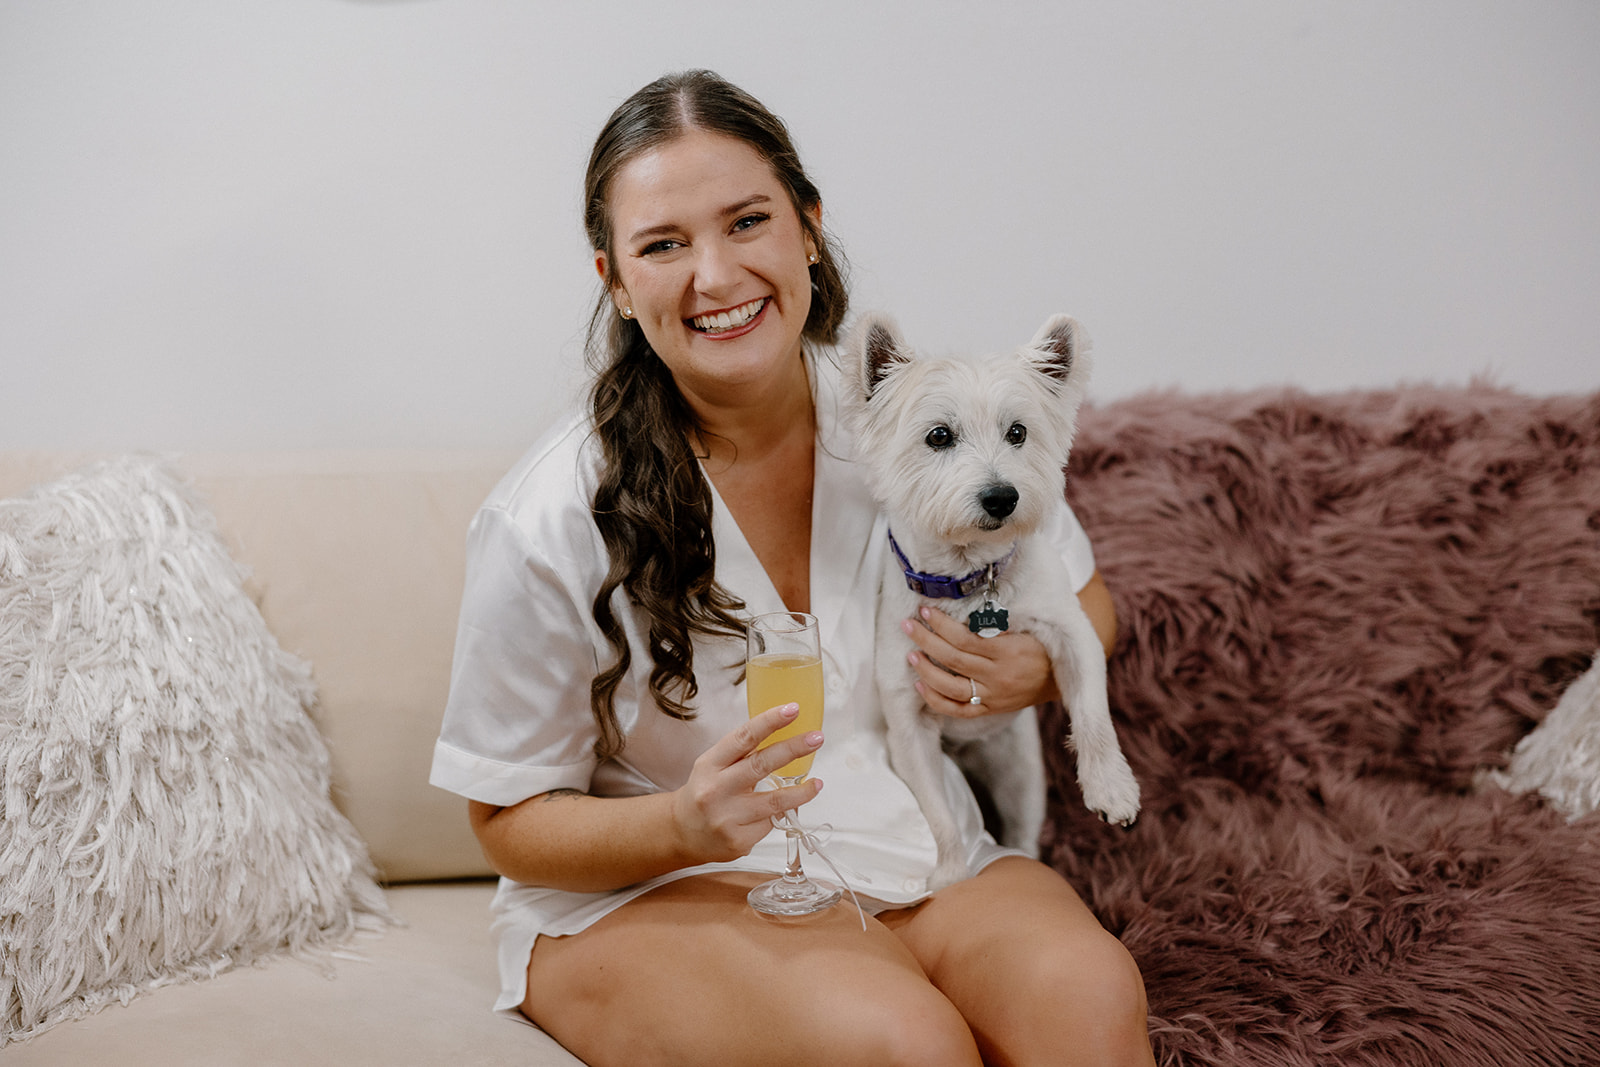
783,824,805,882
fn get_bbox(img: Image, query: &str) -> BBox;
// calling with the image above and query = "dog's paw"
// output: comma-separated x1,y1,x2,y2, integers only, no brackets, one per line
1081,769,1141,827
927,857,972,894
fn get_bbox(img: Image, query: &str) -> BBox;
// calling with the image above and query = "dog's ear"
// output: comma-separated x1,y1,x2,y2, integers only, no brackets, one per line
1027,314,1089,384
853,313,912,399
1024,314,1093,421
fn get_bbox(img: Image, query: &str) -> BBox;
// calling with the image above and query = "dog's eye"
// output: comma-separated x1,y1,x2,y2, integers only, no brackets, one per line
925,425,955,449
1006,423,1028,446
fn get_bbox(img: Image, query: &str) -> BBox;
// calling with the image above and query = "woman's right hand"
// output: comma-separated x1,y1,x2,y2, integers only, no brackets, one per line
670,703,823,864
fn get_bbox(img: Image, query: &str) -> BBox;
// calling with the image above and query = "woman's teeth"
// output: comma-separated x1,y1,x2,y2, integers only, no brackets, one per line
691,298,765,333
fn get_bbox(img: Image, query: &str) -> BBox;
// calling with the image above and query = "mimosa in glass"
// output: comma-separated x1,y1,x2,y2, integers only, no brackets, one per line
746,652,824,778
745,611,841,916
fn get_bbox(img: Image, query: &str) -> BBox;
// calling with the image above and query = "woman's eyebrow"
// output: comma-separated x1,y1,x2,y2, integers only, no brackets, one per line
721,193,774,217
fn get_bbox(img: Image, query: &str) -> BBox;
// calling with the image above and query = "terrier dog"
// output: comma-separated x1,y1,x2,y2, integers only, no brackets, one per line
844,312,1140,891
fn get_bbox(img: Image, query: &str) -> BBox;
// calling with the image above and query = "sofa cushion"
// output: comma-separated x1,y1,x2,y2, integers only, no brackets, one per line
0,449,518,884
0,457,390,1044
176,449,517,882
0,882,583,1066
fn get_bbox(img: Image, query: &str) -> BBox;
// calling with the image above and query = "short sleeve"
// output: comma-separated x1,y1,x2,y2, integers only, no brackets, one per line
429,505,603,806
1043,497,1097,593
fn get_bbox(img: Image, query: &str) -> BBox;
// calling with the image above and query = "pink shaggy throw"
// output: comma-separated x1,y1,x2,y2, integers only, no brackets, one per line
1041,385,1600,1067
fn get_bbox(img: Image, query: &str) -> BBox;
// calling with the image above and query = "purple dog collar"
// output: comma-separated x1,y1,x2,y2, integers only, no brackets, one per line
887,529,1015,599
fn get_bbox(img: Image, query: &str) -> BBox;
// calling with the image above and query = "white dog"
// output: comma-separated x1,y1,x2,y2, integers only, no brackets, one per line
844,312,1141,891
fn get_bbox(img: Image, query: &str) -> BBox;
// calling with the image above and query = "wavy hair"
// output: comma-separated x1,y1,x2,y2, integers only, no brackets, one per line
582,70,849,759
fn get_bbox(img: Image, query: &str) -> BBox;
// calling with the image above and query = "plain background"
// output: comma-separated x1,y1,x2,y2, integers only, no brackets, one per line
2,0,1596,452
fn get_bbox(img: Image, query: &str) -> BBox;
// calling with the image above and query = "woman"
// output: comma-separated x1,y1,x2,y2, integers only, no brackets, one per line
431,70,1154,1067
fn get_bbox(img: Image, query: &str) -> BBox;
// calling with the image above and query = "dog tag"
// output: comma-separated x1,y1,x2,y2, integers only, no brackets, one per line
968,602,1009,638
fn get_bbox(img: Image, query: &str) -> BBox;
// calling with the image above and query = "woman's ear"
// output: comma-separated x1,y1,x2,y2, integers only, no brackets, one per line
805,202,824,260
595,250,631,316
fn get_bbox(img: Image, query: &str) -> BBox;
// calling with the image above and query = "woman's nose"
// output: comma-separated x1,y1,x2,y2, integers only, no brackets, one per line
691,239,742,297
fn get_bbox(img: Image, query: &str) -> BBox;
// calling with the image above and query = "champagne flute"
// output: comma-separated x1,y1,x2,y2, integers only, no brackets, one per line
745,611,842,916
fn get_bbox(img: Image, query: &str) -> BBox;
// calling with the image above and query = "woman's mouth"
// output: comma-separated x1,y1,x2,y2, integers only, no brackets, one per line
689,297,768,335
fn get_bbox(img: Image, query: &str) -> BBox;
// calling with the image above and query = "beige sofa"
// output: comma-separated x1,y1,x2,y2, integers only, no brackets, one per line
10,384,1597,1066
1,450,585,1067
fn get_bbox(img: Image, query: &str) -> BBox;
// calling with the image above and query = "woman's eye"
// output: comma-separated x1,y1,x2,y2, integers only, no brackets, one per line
925,425,955,449
731,212,770,233
1006,423,1028,446
641,239,682,256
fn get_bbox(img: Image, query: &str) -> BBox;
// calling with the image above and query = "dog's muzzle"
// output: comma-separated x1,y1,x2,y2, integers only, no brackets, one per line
979,484,1019,520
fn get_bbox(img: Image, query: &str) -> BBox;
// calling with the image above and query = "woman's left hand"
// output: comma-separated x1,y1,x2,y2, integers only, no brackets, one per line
901,605,1058,720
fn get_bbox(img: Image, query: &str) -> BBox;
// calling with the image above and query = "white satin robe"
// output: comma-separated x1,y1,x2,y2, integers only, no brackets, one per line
429,359,1095,1015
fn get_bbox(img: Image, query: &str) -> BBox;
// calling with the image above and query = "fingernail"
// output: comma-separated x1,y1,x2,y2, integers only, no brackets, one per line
804,731,823,747
906,650,919,666
901,619,916,636
920,606,932,620
811,778,824,794
780,703,800,719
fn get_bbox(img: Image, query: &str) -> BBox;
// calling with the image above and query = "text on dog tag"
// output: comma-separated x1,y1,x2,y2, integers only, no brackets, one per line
968,604,1009,638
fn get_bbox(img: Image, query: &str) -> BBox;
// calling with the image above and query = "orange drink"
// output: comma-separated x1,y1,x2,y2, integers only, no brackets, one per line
746,652,824,779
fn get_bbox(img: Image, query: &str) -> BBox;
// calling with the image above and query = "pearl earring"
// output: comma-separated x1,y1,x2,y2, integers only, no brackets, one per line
807,251,819,265
620,305,634,320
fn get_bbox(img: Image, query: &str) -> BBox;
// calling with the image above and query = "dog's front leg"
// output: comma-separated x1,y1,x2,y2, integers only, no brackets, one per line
1041,608,1140,825
880,677,973,892
876,576,972,891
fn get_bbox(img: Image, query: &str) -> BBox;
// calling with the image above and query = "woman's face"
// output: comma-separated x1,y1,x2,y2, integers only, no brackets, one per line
596,129,820,413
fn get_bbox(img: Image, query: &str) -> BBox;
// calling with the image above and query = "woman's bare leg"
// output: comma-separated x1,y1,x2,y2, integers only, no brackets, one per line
879,856,1155,1067
523,871,983,1067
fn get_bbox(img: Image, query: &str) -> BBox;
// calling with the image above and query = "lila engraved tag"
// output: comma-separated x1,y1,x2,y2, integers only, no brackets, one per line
968,603,1009,638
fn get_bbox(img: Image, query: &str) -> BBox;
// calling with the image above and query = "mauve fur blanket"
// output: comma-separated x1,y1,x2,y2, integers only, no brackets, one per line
1039,385,1600,1067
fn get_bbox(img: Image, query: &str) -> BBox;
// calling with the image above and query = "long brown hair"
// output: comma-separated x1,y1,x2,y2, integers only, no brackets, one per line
582,71,849,759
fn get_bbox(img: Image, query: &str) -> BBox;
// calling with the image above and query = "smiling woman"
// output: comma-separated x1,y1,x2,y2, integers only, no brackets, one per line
430,69,1154,1067
578,73,851,737
594,130,820,415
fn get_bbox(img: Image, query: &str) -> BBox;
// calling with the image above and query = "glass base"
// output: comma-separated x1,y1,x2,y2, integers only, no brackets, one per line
747,874,843,917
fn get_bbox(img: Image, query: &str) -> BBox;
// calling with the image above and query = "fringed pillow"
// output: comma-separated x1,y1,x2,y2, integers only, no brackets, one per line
1481,652,1600,820
0,456,391,1045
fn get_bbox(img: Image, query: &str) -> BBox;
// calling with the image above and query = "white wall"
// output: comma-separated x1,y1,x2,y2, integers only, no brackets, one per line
2,0,1596,452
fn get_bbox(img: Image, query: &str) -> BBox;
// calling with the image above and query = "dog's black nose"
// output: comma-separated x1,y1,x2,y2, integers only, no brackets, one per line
979,485,1019,519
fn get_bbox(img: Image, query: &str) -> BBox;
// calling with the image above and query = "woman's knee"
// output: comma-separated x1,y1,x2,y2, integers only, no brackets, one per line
1033,928,1151,1060
825,978,982,1067
523,875,985,1067
1079,928,1147,1008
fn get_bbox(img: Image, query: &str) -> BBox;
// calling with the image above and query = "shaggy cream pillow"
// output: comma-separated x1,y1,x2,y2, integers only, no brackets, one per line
0,457,390,1045
1482,652,1600,821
